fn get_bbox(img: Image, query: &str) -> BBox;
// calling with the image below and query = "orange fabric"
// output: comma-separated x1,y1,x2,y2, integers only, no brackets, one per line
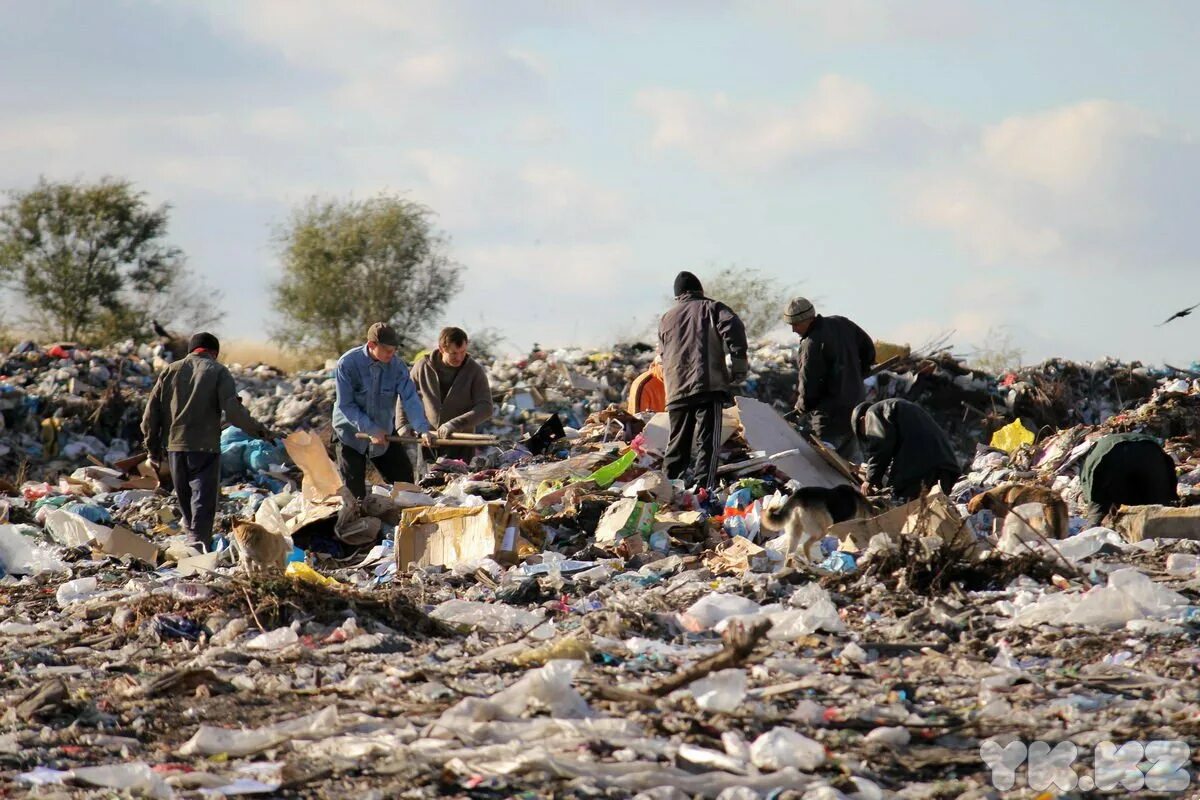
627,364,667,414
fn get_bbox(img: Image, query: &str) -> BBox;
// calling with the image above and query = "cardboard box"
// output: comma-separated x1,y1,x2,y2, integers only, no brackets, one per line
594,498,659,544
830,489,977,553
1113,505,1200,543
395,503,513,569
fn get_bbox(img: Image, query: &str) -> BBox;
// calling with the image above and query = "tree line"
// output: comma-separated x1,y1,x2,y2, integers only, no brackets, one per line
0,177,463,357
0,177,795,361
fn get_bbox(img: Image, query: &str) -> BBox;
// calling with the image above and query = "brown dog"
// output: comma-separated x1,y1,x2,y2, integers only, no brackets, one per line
231,520,289,576
967,483,1070,539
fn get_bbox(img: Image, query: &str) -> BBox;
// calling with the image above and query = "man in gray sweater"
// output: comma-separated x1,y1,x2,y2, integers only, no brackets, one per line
398,327,493,462
142,332,276,548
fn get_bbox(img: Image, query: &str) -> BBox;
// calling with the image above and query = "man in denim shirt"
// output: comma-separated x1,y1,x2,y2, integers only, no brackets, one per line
333,323,435,498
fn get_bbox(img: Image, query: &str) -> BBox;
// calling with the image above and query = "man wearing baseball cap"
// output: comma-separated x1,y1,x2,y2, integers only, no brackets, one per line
332,322,435,498
142,332,278,548
785,297,875,462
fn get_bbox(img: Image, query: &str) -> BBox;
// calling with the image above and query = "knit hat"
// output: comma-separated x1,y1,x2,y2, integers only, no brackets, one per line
188,332,220,353
367,322,400,347
673,271,703,296
783,296,816,324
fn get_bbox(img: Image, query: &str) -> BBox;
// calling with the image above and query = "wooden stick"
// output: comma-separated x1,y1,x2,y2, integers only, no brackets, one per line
647,619,772,697
354,433,498,447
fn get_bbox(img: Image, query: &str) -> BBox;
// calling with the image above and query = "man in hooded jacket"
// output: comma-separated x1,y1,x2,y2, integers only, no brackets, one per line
658,272,749,490
853,398,961,501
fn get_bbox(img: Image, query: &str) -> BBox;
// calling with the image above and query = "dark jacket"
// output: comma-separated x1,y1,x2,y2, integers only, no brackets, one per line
142,353,269,456
1080,433,1176,504
398,352,492,434
859,398,960,490
796,316,875,428
658,291,749,406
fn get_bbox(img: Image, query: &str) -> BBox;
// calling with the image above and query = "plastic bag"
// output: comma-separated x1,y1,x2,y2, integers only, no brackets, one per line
678,594,762,632
286,561,345,588
72,763,172,799
246,625,300,651
44,508,110,547
430,599,554,639
750,727,826,771
579,449,636,488
179,705,341,757
56,576,99,607
687,668,746,712
990,420,1035,453
0,524,67,576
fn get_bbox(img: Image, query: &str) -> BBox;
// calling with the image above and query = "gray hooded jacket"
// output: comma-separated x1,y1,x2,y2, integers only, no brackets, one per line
658,291,749,406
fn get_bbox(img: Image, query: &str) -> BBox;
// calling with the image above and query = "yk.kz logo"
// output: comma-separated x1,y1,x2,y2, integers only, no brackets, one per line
980,739,1191,792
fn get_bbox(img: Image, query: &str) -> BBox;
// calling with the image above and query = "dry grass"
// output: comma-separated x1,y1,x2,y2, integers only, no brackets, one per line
220,340,327,373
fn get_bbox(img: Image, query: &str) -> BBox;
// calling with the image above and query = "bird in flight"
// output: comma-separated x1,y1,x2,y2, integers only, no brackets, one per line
1157,302,1200,327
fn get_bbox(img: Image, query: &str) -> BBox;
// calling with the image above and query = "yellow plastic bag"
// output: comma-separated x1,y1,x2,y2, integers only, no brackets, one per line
286,561,346,588
990,420,1035,453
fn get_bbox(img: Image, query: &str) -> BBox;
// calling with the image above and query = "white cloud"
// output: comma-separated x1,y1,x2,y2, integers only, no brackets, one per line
912,100,1200,268
400,151,628,240
634,74,934,172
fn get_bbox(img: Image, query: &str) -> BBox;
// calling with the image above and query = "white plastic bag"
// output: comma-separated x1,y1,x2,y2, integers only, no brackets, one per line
0,525,66,576
179,706,340,757
45,508,110,547
687,668,746,712
678,594,762,632
750,727,826,771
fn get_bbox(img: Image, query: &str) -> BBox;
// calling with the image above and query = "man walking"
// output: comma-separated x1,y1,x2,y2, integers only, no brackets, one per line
333,322,434,498
853,398,961,501
142,332,275,548
399,326,492,462
658,271,749,490
786,297,875,462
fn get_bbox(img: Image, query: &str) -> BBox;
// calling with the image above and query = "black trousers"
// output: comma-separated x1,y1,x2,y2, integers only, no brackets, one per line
1086,441,1178,527
665,394,725,490
893,467,960,503
335,439,414,499
169,451,221,546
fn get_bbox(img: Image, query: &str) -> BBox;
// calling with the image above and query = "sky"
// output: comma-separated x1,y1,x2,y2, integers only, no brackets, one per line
1,0,1198,364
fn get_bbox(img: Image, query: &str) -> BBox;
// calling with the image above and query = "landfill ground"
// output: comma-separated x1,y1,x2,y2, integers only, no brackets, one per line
3,339,1200,799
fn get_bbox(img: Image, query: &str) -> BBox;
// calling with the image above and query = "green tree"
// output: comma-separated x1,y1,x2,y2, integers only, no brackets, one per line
0,177,191,342
701,265,798,341
271,194,463,357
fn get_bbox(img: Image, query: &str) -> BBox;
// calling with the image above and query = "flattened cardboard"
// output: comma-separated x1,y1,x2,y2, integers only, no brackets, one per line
395,503,511,569
1113,505,1200,542
641,408,739,455
284,431,343,501
830,488,975,553
734,397,853,490
95,526,161,565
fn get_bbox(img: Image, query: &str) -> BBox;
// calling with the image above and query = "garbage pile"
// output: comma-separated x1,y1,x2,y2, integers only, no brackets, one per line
3,342,1200,797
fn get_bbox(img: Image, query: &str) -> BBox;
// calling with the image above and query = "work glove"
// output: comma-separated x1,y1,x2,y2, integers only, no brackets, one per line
730,356,749,385
436,422,456,439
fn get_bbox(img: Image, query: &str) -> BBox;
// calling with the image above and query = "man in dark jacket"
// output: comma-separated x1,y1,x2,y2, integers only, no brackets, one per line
787,297,875,462
853,399,961,501
1080,433,1178,527
658,271,749,490
398,326,493,462
142,332,276,548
